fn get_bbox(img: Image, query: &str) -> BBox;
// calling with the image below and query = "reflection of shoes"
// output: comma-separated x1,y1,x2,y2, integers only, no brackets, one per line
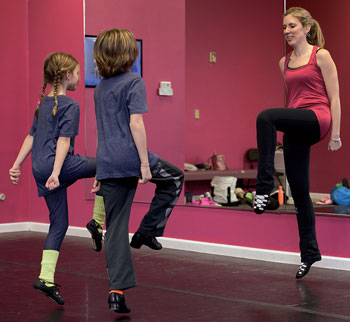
44,308,64,321
296,281,319,309
108,292,131,313
296,259,320,279
33,278,64,305
253,194,269,214
86,219,103,252
130,232,162,250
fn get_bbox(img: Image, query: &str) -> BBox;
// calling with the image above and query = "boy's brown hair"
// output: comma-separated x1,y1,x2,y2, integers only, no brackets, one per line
94,29,139,78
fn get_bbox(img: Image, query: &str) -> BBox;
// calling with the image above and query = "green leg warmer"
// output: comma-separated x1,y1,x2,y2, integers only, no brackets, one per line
93,195,106,232
39,250,59,286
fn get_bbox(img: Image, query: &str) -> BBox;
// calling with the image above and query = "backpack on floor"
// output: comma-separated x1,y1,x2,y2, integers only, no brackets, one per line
331,186,350,205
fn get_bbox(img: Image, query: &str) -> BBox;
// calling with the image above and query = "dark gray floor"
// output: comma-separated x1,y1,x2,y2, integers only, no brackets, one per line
1,231,350,321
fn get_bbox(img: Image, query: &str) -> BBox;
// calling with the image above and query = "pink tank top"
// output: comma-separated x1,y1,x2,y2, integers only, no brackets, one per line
284,46,331,139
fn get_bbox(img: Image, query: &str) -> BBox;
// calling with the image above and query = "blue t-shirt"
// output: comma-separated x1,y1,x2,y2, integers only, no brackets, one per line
30,95,81,195
95,72,158,180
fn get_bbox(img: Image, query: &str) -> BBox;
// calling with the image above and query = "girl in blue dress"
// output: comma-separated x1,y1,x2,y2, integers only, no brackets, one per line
9,52,97,305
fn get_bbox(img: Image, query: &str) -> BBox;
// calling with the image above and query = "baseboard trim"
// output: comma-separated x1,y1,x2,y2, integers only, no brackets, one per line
1,222,349,271
157,237,350,271
0,222,30,232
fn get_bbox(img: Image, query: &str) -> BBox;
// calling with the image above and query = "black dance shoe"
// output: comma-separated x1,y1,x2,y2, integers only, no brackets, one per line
296,259,319,279
108,292,131,313
130,232,162,250
86,219,103,252
253,194,269,214
33,278,64,305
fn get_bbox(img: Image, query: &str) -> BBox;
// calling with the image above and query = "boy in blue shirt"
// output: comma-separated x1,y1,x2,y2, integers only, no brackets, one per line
91,28,184,313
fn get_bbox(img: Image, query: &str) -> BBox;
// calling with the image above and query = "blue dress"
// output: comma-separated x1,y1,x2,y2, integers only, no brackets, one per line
30,95,95,196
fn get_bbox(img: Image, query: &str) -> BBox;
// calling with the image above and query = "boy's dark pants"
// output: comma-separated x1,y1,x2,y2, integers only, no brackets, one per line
137,158,184,236
101,158,184,290
101,177,138,290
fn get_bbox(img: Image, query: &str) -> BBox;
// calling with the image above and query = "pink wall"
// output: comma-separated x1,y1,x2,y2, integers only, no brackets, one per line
85,0,185,202
286,0,350,193
185,0,284,168
25,0,88,227
1,0,349,260
0,0,30,223
0,0,88,226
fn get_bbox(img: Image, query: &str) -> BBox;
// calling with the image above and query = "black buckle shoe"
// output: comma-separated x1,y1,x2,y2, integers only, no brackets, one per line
130,232,162,250
86,219,103,252
296,259,320,279
108,292,131,313
33,278,64,305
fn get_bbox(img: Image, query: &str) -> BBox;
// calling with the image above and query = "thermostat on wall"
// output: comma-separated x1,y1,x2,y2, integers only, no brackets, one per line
158,81,173,96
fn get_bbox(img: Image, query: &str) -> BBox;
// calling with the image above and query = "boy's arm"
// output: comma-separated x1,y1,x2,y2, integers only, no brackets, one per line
9,135,33,184
45,136,71,190
129,113,152,184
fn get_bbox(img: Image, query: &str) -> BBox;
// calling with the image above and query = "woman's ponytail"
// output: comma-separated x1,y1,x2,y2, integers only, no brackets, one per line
308,18,325,48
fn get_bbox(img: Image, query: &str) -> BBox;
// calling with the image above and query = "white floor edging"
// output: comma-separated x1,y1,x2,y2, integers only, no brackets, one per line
0,222,30,233
1,222,349,271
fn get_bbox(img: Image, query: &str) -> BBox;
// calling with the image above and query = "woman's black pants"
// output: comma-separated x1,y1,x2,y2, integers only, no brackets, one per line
256,108,322,263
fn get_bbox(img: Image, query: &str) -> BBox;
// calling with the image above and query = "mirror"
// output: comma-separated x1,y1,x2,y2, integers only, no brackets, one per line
184,0,350,212
84,0,349,212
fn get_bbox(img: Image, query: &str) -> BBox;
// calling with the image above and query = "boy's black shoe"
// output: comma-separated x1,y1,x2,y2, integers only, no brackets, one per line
33,278,64,305
108,292,131,313
86,219,103,252
130,232,162,250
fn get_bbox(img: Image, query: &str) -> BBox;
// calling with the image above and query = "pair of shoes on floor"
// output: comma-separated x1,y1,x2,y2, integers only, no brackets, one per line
86,219,103,252
130,231,162,250
253,194,269,214
108,292,131,313
296,259,321,279
33,278,64,305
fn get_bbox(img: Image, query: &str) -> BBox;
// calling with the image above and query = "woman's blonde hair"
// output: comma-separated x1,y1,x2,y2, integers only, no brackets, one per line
284,7,325,48
94,29,139,78
35,52,79,119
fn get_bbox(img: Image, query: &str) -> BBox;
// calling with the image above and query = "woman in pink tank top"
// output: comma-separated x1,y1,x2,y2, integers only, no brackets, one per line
254,7,342,279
